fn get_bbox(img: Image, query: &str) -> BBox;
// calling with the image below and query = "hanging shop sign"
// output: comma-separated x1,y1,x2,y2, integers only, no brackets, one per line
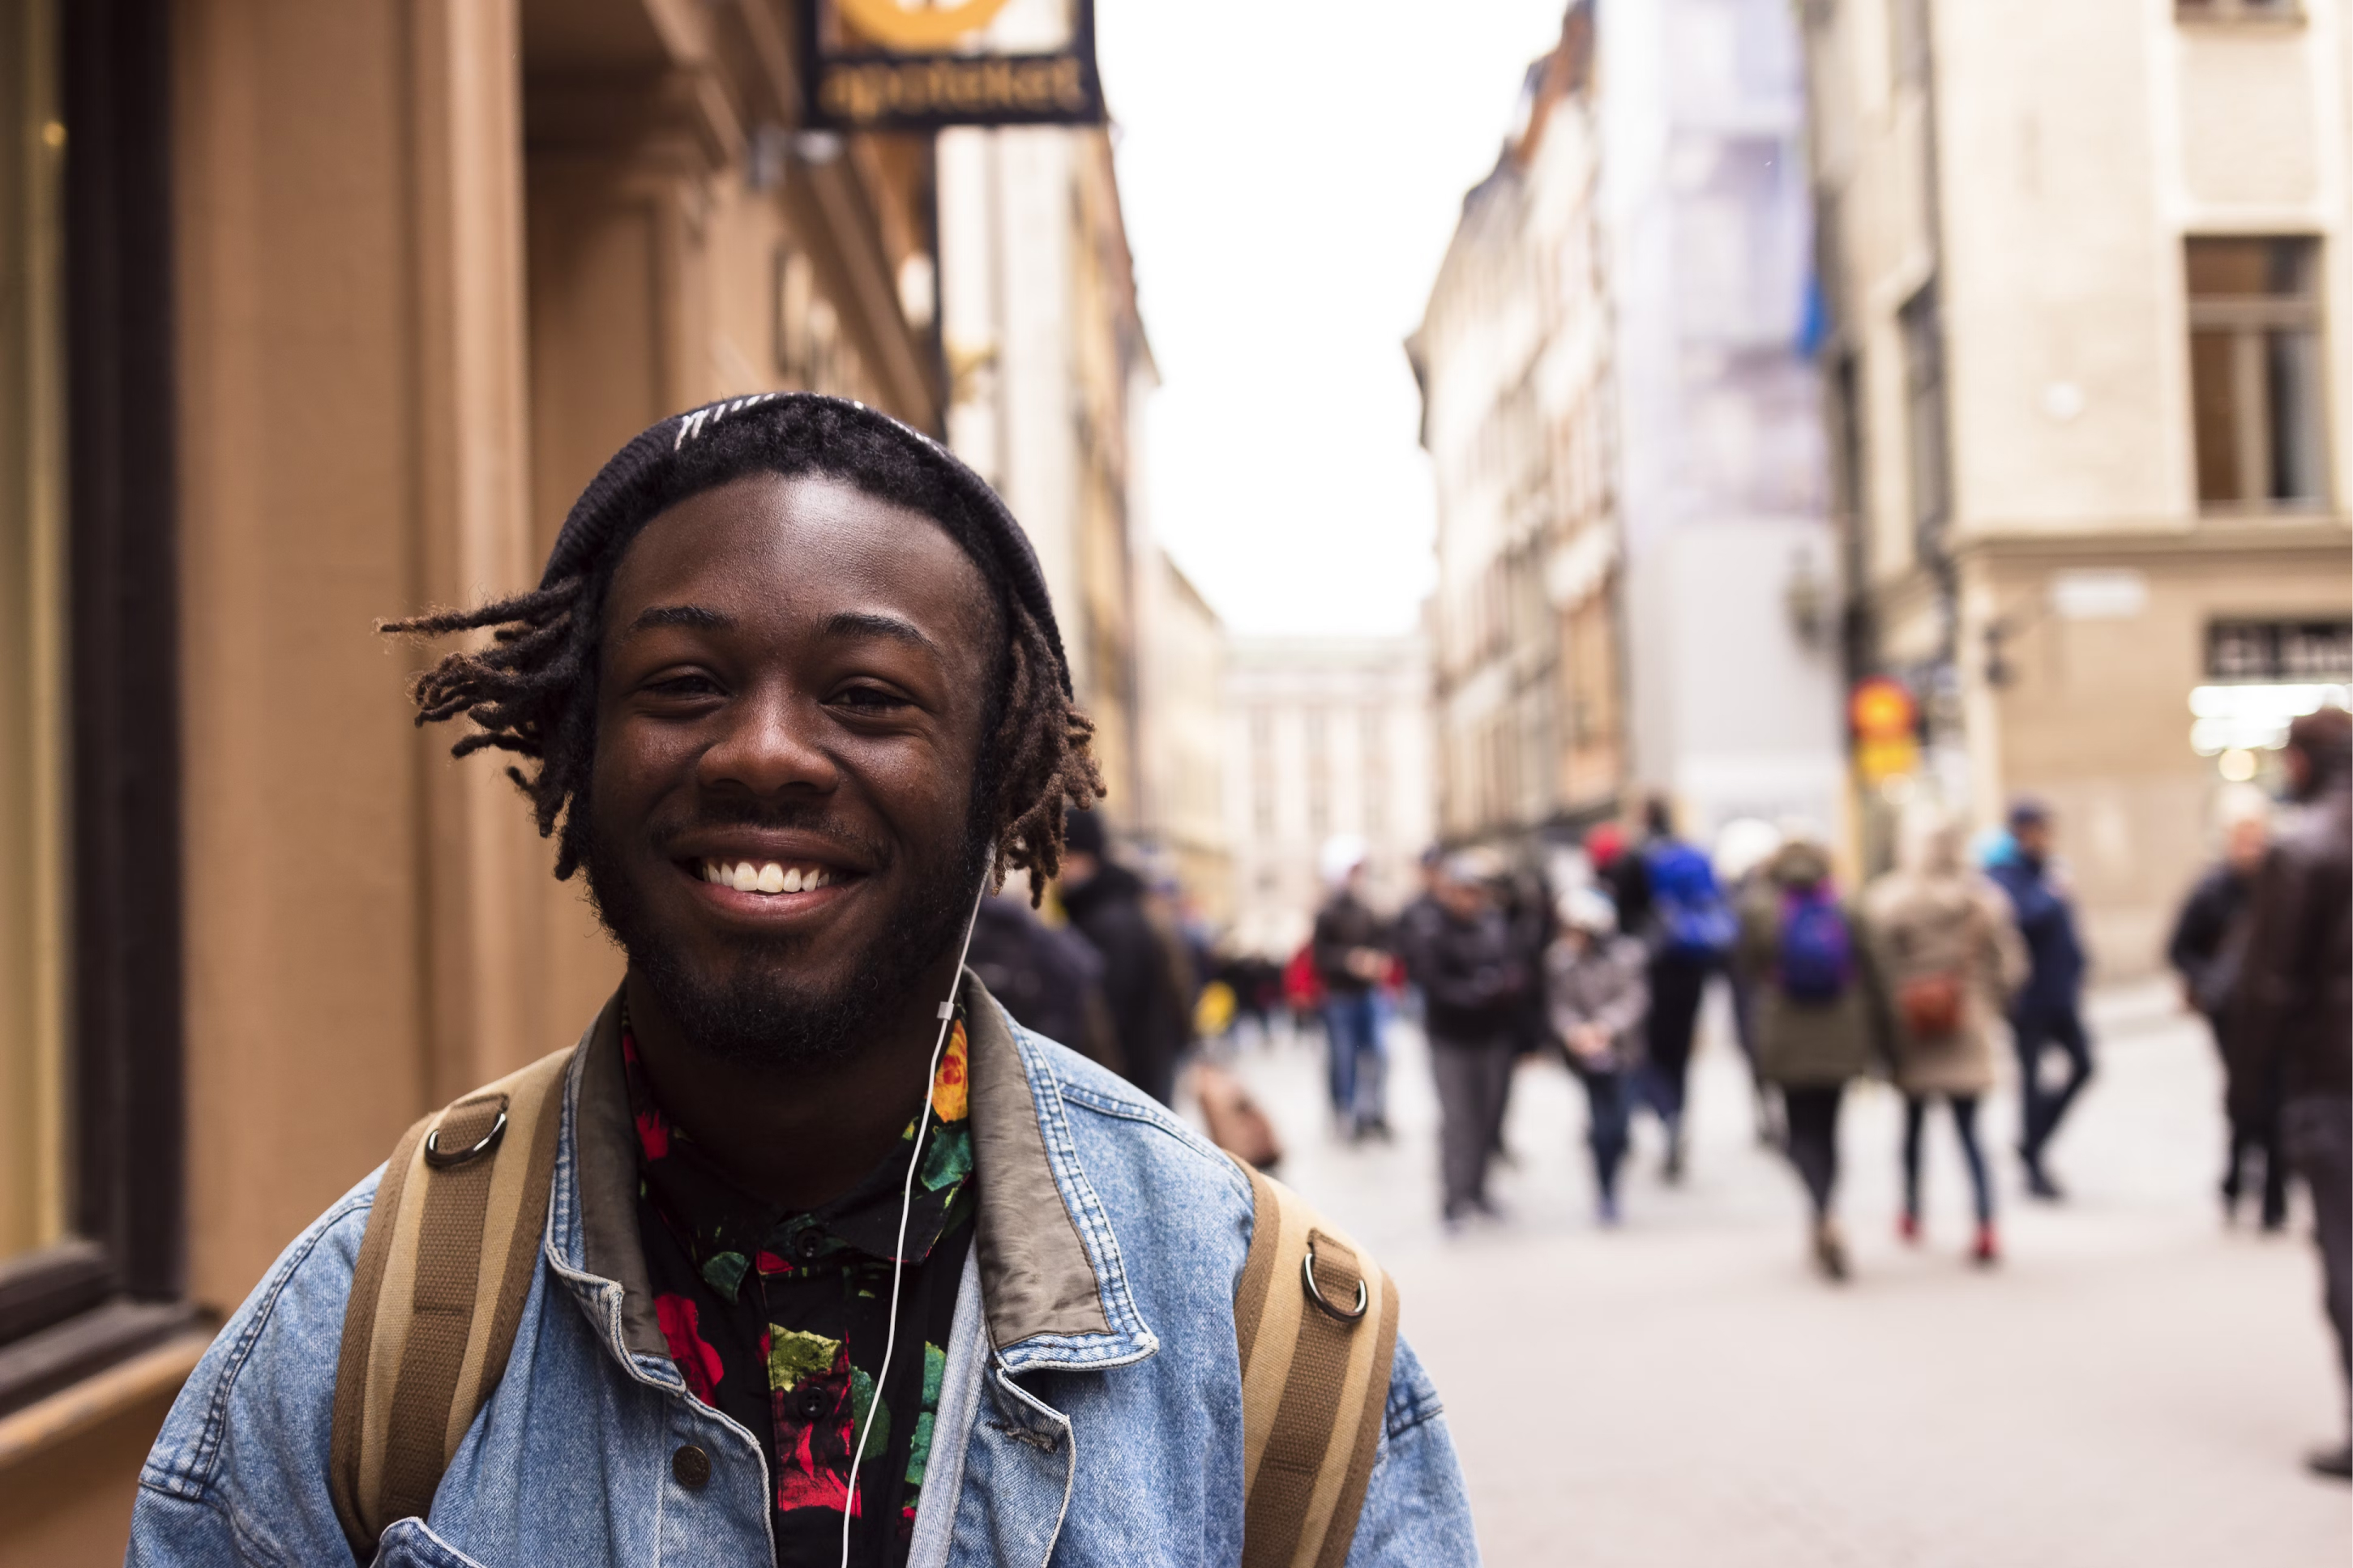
802,0,1105,131
1849,675,1919,784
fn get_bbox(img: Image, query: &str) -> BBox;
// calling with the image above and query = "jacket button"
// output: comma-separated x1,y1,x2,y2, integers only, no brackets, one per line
796,1388,828,1421
672,1445,711,1489
794,1229,824,1260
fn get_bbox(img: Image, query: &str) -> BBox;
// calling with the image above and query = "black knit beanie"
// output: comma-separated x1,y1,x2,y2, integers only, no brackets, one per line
537,391,1072,697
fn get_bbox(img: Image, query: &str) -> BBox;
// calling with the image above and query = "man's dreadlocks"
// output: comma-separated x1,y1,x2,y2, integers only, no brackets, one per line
382,398,1101,899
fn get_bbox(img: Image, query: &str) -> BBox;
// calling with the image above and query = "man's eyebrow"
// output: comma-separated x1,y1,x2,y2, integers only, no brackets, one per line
624,604,734,635
823,609,941,656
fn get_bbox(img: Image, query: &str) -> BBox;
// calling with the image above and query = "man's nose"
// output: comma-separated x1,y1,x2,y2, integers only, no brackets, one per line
695,689,840,797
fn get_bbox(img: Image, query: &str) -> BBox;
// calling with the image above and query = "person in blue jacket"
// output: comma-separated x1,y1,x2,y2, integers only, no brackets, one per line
1985,798,2091,1199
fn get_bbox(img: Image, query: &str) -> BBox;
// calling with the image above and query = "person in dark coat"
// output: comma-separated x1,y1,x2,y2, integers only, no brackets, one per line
2227,707,2353,1481
1397,850,1528,1228
965,883,1122,1075
1987,798,2092,1200
1056,809,1195,1108
2167,800,2281,1228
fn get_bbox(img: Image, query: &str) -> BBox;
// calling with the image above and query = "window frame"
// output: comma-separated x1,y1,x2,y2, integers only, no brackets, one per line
2184,235,2330,515
2175,0,2304,23
0,0,190,1419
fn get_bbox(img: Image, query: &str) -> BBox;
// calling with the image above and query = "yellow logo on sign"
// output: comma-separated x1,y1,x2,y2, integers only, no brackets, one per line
836,0,1016,51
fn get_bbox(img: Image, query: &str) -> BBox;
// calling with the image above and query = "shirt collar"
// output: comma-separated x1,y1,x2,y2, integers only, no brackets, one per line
554,972,1159,1375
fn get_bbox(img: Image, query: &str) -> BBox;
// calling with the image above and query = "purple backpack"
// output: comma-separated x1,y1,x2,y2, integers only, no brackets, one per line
1777,885,1855,1003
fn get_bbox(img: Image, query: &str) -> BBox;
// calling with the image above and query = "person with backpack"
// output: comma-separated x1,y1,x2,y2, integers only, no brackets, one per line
126,397,1474,1566
1863,807,2026,1265
1546,887,1649,1226
1738,829,1886,1281
1629,797,1736,1181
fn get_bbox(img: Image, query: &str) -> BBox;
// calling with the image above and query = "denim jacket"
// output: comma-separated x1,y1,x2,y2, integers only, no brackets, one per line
127,976,1478,1566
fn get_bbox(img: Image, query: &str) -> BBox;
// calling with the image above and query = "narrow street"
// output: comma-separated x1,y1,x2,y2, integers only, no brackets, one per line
1216,984,2351,1567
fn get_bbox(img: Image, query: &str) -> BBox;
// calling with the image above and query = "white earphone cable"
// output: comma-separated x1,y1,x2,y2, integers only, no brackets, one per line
841,851,992,1568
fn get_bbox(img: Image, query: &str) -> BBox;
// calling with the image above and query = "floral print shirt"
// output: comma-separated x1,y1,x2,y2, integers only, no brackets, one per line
623,1011,977,1567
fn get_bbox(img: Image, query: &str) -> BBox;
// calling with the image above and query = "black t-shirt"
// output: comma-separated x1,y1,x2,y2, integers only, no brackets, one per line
623,1011,976,1566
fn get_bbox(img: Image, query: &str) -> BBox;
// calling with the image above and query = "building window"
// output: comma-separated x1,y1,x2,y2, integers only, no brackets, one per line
1306,706,1330,840
1899,282,1950,536
1,0,192,1412
1359,707,1387,836
2176,0,2301,20
2186,237,2327,511
1248,707,1276,838
1890,0,1932,84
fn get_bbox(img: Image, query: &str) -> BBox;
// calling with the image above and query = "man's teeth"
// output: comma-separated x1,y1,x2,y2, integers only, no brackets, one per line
700,860,833,894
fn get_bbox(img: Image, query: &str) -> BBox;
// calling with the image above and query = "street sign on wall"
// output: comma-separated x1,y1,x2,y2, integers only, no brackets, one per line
802,0,1105,130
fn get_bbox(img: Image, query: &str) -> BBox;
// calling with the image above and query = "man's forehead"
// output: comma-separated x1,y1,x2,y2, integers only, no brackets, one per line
605,472,997,635
622,473,973,583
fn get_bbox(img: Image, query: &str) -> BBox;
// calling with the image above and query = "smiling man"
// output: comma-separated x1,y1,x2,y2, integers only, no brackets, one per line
127,395,1475,1568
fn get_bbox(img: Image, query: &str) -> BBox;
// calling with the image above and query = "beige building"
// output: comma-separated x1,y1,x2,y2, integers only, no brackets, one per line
938,121,1156,833
1224,639,1435,959
0,0,951,1556
1802,0,2353,968
1411,7,1627,852
1414,0,1843,861
1138,550,1233,921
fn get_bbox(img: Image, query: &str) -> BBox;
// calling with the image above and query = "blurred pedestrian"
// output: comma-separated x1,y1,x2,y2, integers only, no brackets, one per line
1399,849,1529,1228
1546,887,1649,1226
1739,830,1884,1281
1630,797,1735,1181
2227,706,2353,1482
1716,816,1786,1147
1058,809,1195,1107
1987,798,2093,1200
1865,806,2026,1266
965,881,1123,1075
2168,789,2282,1228
1311,835,1393,1141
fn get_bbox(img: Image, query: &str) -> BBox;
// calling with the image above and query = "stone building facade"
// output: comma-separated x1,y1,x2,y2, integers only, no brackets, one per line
1801,0,2353,966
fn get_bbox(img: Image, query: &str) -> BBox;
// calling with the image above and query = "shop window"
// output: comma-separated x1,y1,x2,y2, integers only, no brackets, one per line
0,0,190,1414
2207,618,2353,683
2187,237,2328,511
0,0,69,1284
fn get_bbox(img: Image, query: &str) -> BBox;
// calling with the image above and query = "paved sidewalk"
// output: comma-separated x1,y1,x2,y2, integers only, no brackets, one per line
1215,983,2350,1567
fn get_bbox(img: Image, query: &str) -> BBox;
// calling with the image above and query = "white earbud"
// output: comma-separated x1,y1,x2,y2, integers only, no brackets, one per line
841,847,993,1567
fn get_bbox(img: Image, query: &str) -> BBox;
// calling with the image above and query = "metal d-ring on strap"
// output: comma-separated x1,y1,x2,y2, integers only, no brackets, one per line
423,1108,508,1168
1300,1236,1369,1323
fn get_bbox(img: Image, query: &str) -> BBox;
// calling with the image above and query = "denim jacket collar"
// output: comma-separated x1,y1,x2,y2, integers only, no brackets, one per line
543,973,1161,1384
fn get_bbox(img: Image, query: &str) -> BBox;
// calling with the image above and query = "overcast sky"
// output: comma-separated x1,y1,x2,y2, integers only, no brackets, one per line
1094,2,1571,639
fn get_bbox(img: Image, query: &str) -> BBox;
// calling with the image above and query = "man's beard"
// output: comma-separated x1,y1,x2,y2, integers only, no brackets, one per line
580,797,989,1070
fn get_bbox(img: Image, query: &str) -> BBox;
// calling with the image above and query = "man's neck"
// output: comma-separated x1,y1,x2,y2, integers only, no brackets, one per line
620,948,967,1214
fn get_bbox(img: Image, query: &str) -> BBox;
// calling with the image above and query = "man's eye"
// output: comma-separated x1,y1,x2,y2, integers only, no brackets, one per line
645,673,722,699
833,685,910,712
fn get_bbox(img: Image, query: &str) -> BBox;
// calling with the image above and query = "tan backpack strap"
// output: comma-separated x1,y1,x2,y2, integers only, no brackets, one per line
1234,1158,1401,1568
329,1045,572,1558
